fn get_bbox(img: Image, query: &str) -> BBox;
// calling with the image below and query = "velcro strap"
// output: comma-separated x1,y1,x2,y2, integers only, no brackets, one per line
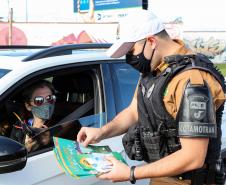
161,129,177,137
178,122,217,138
189,69,204,86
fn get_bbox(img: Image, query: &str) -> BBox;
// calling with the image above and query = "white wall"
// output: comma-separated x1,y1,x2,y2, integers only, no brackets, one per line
148,0,226,31
1,0,226,30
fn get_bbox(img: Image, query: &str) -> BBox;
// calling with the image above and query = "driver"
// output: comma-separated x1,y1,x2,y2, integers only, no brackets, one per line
10,80,56,152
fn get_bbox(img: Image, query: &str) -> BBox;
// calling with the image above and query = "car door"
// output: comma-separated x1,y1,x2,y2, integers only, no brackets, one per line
101,62,150,185
0,126,126,185
0,62,126,185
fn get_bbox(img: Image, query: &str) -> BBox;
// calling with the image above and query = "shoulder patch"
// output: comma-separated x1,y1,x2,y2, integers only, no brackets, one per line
189,94,208,121
179,122,216,138
177,82,217,138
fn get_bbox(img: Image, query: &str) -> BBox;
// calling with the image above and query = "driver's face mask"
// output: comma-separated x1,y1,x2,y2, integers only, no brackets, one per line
126,41,155,74
31,103,55,120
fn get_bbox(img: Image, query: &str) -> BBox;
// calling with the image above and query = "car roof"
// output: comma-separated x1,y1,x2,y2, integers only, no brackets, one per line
0,49,114,69
0,44,119,70
0,44,123,95
0,49,44,57
0,45,48,58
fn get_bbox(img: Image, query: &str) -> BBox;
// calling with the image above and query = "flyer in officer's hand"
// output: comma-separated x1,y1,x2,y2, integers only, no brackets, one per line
53,137,126,179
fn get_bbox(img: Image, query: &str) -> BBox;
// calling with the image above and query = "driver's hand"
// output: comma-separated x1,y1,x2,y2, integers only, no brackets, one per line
25,135,39,152
77,127,103,147
39,131,51,145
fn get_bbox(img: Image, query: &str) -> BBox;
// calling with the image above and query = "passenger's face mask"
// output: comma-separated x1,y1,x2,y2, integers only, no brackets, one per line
31,103,55,120
126,41,155,74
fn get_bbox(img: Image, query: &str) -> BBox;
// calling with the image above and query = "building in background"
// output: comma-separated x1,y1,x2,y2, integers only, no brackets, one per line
149,0,226,63
0,0,146,23
0,0,225,63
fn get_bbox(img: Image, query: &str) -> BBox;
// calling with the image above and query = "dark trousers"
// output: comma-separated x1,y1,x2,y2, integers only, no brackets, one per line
150,177,217,185
150,177,191,185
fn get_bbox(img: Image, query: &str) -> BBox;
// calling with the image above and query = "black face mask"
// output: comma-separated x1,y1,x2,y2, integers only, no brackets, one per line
126,41,155,74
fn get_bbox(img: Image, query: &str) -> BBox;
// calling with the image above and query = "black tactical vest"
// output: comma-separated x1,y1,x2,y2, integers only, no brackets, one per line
122,54,225,164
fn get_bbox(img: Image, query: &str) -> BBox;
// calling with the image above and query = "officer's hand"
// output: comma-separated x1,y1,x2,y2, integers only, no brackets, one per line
98,156,130,183
77,127,103,147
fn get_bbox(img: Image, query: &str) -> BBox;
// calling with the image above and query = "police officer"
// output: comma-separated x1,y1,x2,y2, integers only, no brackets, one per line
77,10,226,185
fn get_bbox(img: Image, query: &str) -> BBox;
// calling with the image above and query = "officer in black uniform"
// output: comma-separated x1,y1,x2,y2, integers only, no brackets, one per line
77,10,226,185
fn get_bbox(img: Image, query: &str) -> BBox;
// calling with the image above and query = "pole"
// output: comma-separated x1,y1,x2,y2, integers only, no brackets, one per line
8,8,13,45
142,0,148,10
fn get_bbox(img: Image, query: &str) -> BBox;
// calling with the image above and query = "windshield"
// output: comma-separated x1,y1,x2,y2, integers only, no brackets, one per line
0,68,11,78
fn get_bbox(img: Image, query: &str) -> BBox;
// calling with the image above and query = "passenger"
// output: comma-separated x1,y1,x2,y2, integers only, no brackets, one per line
10,80,56,152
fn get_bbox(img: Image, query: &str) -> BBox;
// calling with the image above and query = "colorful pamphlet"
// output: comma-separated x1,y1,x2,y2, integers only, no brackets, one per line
53,137,126,179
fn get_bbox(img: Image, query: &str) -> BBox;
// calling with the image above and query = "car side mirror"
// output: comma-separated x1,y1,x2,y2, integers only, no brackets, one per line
0,136,27,174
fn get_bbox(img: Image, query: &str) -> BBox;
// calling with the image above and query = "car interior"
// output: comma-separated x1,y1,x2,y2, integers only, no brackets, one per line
0,68,103,155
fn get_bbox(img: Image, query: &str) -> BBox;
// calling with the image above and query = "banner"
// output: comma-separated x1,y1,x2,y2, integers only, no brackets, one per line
0,22,118,46
73,0,143,22
74,0,142,12
1,21,225,63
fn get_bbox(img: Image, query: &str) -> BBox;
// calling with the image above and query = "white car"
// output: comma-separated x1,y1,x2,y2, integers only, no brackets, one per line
0,44,149,185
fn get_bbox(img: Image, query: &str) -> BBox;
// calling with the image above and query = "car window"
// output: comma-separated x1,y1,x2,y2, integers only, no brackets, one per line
110,63,139,113
0,65,105,155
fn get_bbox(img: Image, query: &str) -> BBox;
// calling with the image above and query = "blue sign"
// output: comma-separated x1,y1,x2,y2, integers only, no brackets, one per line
80,0,90,12
74,0,142,12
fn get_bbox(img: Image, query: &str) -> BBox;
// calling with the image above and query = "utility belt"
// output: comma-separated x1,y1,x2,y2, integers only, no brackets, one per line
176,160,226,185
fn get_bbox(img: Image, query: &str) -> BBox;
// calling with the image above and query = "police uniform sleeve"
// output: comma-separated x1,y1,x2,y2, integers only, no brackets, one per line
177,81,217,138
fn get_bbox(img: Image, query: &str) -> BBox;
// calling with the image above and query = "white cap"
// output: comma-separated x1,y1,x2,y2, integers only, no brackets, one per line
106,10,165,58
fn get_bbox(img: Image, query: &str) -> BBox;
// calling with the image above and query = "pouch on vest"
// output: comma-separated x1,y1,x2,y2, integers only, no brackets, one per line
141,128,168,162
122,125,143,161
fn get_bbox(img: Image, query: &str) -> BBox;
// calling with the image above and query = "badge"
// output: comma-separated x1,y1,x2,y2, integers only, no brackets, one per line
189,95,208,121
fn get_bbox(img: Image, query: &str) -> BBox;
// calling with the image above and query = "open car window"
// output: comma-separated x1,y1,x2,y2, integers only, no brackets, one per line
0,64,105,156
31,112,107,140
25,113,107,155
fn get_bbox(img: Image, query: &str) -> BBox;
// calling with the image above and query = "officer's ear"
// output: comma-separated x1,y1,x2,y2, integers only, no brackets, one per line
25,102,32,111
147,36,157,49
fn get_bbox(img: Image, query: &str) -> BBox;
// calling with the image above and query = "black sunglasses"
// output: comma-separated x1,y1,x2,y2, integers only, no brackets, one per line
30,95,56,106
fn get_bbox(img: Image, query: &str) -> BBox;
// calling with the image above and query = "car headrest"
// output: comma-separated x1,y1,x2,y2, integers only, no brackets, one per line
52,73,93,94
